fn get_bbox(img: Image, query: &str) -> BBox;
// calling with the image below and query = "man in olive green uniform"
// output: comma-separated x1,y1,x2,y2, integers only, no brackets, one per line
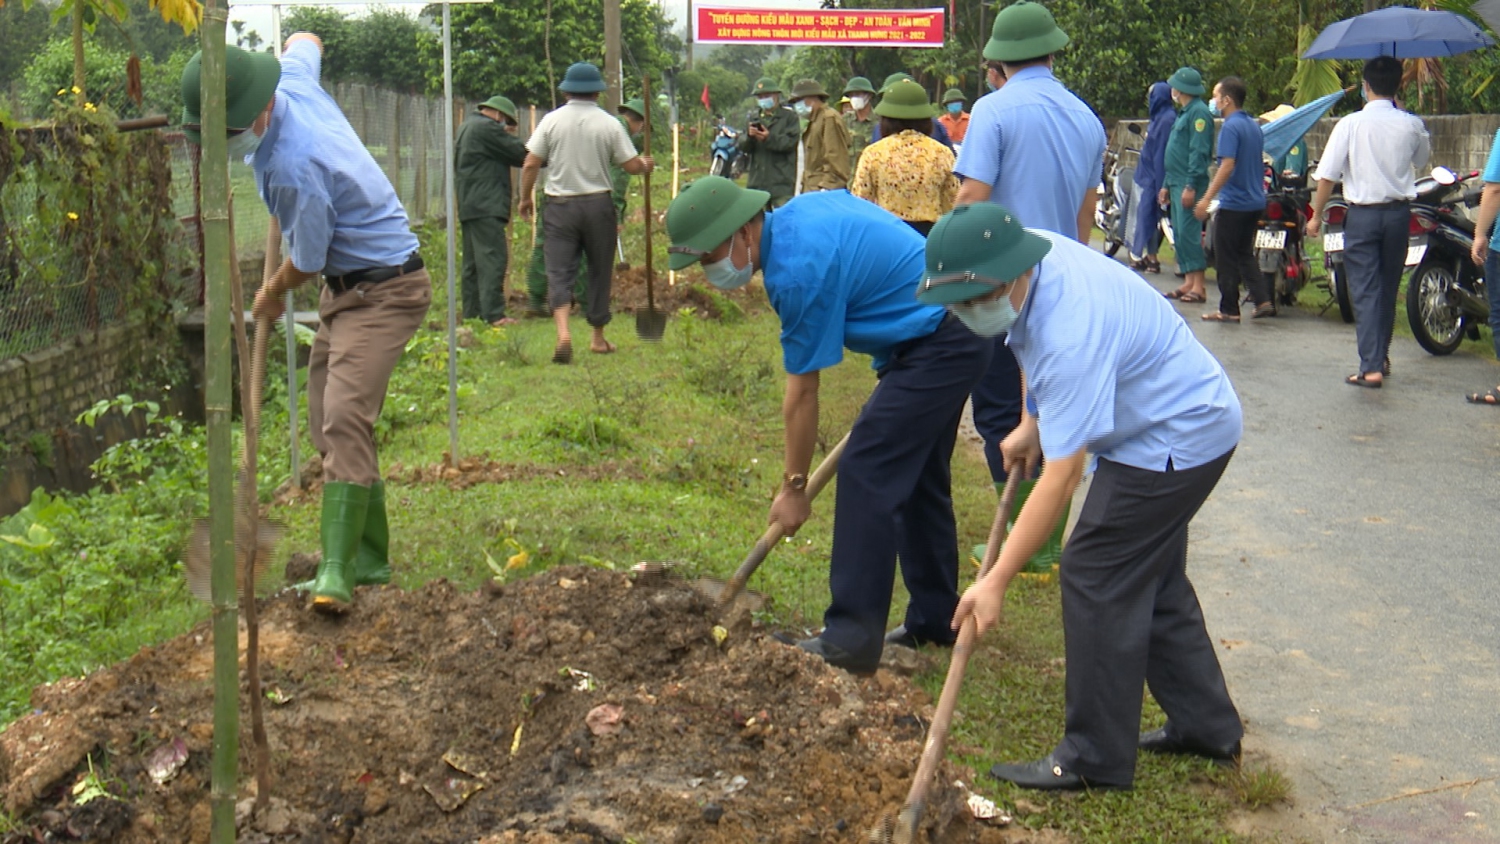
1162,66,1214,302
455,95,528,325
843,75,878,171
611,98,648,225
790,79,850,192
739,77,800,208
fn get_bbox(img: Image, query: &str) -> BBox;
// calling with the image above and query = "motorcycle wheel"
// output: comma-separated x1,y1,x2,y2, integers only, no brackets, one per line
1265,269,1294,306
1105,238,1122,257
709,157,727,178
1331,264,1355,324
1406,260,1466,355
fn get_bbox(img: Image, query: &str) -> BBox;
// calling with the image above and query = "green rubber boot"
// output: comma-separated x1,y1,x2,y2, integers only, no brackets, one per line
352,481,390,586
970,480,1070,574
311,482,369,614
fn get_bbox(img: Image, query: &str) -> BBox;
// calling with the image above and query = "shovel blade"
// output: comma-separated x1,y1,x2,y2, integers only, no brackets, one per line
635,308,667,342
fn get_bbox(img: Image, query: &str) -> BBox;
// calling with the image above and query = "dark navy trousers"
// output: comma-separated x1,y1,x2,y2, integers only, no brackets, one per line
820,315,992,661
1343,202,1409,375
970,335,1024,483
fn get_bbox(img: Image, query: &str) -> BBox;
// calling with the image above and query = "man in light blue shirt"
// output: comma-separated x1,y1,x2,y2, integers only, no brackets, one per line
951,0,1107,570
922,203,1243,791
182,37,431,614
665,178,992,673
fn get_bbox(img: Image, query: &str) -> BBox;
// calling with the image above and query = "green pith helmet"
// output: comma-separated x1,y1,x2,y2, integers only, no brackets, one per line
874,79,936,120
918,204,1053,305
879,72,916,94
559,62,607,93
618,97,647,120
752,77,782,96
1168,66,1206,96
480,95,518,121
942,88,966,105
180,44,281,144
665,176,770,271
790,79,829,101
984,1,1070,63
843,76,877,95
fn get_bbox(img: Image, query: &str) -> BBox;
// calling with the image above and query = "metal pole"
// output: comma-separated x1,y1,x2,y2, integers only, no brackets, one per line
272,4,300,489
443,3,460,463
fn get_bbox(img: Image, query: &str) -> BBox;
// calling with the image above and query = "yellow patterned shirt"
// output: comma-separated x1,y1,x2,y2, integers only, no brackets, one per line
849,130,959,223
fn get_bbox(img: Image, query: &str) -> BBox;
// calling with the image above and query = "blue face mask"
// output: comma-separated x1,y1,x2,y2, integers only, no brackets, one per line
757,96,776,110
1208,98,1221,118
952,295,1018,338
792,101,811,118
703,233,754,290
946,101,964,115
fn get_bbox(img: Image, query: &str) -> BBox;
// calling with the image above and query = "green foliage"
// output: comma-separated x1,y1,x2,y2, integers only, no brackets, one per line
423,0,680,104
20,36,189,119
78,394,203,495
282,7,427,91
676,63,751,119
282,6,354,80
0,0,53,94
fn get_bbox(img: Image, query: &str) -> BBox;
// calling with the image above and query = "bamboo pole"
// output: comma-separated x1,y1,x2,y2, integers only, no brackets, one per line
197,1,240,840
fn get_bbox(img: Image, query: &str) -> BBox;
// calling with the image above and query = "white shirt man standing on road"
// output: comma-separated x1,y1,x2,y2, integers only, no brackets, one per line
1306,56,1430,389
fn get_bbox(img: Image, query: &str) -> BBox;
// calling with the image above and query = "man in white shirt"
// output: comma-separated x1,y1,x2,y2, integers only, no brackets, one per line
1306,57,1430,389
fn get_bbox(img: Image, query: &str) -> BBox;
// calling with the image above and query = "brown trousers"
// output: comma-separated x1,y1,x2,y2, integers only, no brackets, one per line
308,269,431,484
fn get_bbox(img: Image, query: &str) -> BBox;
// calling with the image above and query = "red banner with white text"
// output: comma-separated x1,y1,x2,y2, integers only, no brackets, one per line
694,5,945,48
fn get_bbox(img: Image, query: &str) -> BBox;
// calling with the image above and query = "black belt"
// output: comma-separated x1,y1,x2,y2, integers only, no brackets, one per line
546,191,611,205
1350,199,1408,209
325,253,423,294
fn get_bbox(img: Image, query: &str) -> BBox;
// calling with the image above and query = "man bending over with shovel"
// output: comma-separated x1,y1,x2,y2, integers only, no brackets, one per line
927,203,1243,791
182,37,431,614
665,176,992,673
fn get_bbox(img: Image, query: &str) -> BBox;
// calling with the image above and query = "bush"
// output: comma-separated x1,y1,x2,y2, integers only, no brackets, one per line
20,37,190,121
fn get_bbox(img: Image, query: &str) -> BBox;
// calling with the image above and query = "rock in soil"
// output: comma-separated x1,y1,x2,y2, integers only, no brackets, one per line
0,567,1025,843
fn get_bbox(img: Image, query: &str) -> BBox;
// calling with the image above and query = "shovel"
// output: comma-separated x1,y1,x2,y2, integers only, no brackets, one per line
709,432,850,612
635,74,668,341
878,471,1021,844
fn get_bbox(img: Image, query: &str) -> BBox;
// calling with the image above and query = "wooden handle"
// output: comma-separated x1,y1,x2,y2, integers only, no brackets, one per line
717,432,851,609
642,76,654,298
892,472,1022,843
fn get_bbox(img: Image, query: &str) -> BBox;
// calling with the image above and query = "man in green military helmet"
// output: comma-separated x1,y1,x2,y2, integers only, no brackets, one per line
611,98,650,225
1161,66,1215,303
455,95,528,326
789,78,850,192
843,75,878,170
738,77,800,208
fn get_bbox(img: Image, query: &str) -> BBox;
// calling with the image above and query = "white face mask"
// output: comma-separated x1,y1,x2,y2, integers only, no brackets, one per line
703,231,754,290
792,101,812,118
227,129,262,160
951,295,1018,337
849,95,870,111
756,96,776,110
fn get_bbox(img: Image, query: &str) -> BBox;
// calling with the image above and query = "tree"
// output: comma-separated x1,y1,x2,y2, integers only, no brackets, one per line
231,19,263,52
22,34,189,118
345,8,424,91
0,0,52,94
283,6,353,81
675,62,748,119
0,0,199,103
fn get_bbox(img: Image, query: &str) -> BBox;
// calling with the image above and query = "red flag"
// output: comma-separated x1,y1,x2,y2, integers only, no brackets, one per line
701,82,712,112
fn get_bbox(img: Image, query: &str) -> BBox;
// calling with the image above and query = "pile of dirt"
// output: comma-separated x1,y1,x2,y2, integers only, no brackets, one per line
0,567,1026,843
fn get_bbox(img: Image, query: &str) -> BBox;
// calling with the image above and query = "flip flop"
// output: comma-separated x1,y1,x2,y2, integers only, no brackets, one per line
1250,302,1277,319
1163,288,1188,300
1346,373,1382,389
1201,312,1240,323
590,340,617,355
551,342,573,365
1465,387,1500,405
1180,291,1207,303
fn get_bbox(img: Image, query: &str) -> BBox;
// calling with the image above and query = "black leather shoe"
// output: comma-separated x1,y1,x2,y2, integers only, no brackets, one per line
987,754,1129,792
883,624,955,650
771,632,878,675
1138,727,1242,766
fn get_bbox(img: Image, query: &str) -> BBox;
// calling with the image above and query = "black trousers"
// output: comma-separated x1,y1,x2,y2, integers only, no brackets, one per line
543,192,615,328
1051,449,1242,787
1212,208,1269,315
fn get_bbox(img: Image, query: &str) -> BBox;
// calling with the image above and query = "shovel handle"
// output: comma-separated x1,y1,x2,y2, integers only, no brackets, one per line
642,76,654,305
717,432,850,609
891,472,1021,844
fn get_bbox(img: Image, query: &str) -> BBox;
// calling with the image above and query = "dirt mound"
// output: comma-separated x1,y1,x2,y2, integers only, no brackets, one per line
0,567,1025,843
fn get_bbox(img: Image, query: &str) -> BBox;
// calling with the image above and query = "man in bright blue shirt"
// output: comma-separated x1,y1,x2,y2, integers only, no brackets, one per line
182,37,431,614
1196,76,1272,321
665,178,991,672
951,0,1106,572
922,203,1243,791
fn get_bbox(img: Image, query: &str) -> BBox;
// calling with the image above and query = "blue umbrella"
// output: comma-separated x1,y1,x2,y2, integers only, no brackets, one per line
1261,89,1348,163
1302,6,1494,59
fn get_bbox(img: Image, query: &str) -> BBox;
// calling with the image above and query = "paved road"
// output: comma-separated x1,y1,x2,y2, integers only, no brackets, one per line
1157,276,1500,842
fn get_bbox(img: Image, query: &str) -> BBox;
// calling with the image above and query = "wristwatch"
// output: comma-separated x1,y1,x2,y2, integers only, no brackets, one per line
782,472,809,492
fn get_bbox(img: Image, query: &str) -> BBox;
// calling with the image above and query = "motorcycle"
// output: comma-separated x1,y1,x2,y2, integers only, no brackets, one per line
1405,166,1488,356
1256,169,1313,306
708,117,747,180
1319,184,1354,323
1094,143,1138,257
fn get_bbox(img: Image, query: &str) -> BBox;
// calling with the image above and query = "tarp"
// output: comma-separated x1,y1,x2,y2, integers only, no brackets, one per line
1261,89,1347,163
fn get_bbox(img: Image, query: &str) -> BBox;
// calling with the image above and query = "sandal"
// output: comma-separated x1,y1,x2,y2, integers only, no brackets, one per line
551,341,573,364
1163,288,1189,300
1250,302,1277,319
1346,373,1382,389
1180,291,1207,303
1145,257,1161,274
1465,387,1500,405
1201,312,1240,323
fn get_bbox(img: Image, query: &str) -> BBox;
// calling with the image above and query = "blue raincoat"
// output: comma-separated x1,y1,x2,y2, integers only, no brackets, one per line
1130,82,1175,256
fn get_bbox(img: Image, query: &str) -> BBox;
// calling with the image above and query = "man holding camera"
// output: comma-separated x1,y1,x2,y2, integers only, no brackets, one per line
738,77,800,208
